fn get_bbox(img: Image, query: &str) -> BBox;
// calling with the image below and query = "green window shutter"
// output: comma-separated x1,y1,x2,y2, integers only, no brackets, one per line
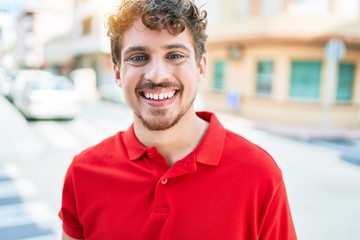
256,60,273,96
336,63,354,103
214,61,225,91
290,61,321,100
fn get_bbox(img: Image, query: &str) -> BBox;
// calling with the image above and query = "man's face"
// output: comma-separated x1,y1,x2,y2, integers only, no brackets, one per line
114,19,206,131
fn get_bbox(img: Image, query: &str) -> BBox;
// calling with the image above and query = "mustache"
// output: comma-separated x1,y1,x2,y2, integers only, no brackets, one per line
136,81,180,91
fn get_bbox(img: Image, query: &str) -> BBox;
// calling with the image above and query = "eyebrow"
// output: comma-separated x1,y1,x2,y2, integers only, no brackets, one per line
123,46,148,56
162,43,192,52
123,43,192,56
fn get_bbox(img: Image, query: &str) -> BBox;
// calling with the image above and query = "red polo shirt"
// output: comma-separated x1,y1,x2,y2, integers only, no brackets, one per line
59,112,297,240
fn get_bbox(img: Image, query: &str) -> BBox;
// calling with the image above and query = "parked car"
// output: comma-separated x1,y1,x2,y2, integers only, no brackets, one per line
11,69,54,104
14,73,82,120
98,82,126,104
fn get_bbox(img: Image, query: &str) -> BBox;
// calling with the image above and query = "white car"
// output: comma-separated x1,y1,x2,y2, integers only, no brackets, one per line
14,73,82,120
11,70,53,104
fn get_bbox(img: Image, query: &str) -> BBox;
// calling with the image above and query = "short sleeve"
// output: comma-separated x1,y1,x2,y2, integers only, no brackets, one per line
259,179,297,240
58,163,85,239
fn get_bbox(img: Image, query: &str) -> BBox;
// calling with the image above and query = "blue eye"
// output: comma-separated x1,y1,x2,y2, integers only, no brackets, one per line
168,54,184,60
130,55,148,61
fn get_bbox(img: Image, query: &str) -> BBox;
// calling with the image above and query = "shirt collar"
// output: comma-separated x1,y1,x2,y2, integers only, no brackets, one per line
122,111,226,166
122,124,148,161
193,112,225,166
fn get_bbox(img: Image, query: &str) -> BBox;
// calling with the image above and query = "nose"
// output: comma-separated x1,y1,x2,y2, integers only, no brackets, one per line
144,57,170,83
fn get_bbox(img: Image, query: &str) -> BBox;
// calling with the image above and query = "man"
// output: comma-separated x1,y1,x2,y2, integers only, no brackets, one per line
59,0,297,239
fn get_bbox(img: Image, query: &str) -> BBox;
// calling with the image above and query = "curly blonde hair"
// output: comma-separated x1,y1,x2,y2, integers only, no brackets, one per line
107,0,207,65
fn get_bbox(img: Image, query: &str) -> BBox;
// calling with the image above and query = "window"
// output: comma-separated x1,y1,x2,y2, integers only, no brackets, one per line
256,60,273,96
237,0,251,18
214,61,225,91
82,17,92,36
290,61,322,100
336,63,355,103
289,0,330,15
339,0,359,19
261,0,283,16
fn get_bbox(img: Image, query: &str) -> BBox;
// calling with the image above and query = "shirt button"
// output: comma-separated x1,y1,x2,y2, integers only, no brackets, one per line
161,179,168,184
147,151,154,158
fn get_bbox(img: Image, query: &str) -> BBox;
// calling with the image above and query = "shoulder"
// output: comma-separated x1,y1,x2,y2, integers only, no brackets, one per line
221,129,282,181
71,131,126,167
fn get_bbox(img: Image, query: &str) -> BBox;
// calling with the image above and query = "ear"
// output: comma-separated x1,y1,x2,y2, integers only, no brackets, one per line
113,63,122,87
198,54,207,82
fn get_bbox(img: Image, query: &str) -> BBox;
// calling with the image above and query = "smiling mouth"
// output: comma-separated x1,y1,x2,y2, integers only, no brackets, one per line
141,90,178,100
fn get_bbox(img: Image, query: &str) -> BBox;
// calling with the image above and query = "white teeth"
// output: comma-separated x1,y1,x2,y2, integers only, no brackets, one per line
168,92,175,98
144,91,176,100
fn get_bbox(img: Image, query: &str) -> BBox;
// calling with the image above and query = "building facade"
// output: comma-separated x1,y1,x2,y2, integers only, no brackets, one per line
201,0,360,127
15,0,73,70
65,0,118,86
0,2,17,71
28,0,360,127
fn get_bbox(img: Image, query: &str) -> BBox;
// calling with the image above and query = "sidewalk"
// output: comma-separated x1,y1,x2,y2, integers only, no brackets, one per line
216,112,360,141
255,121,360,141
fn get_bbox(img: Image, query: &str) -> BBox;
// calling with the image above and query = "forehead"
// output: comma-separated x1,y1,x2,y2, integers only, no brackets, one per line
121,18,194,52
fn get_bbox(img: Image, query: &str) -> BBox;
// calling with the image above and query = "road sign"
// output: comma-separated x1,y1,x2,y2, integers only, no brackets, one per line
325,39,346,61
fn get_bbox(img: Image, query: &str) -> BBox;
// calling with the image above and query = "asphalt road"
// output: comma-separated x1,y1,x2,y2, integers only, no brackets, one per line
1,96,360,240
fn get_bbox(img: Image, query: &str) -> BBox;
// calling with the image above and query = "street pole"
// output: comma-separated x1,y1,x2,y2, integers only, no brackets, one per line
322,39,346,128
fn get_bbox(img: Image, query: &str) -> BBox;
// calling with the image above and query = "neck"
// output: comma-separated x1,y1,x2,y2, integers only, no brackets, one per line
134,111,209,166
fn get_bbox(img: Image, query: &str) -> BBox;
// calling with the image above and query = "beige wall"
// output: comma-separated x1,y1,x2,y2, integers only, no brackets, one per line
202,42,360,127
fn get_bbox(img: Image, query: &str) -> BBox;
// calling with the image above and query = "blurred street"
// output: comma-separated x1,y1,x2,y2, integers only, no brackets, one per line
1,0,360,239
1,95,360,240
